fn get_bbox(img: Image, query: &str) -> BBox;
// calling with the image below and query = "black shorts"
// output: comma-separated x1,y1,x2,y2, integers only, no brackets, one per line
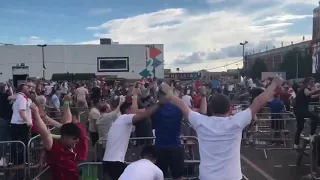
156,146,184,178
103,161,127,180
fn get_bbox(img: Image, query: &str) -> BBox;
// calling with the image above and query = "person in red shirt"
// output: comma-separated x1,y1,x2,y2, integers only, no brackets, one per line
29,103,81,180
62,95,88,162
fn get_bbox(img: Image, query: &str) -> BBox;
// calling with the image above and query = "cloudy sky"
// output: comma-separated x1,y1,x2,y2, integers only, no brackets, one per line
0,0,317,71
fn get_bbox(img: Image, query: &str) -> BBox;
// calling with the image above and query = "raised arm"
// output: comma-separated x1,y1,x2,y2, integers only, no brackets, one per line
132,104,159,124
249,76,282,118
30,103,53,150
39,109,62,128
128,88,159,123
160,83,192,118
62,95,72,124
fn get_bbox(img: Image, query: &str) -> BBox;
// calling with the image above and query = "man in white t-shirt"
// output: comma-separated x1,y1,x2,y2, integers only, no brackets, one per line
102,89,160,180
160,76,283,180
119,145,164,180
10,83,32,165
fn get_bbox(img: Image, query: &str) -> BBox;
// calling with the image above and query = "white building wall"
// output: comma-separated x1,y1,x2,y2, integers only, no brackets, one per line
0,44,164,82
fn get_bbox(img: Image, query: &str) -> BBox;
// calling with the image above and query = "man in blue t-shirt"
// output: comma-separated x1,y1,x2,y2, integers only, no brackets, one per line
269,94,285,136
154,90,184,179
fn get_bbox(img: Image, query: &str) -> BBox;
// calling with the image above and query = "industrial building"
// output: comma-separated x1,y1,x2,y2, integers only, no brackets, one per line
0,38,164,82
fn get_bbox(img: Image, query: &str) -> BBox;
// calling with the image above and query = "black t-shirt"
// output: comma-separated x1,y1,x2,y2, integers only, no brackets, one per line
91,87,101,99
295,88,311,109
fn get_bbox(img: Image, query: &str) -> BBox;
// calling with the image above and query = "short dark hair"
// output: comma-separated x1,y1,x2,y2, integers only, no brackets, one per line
110,97,120,109
120,101,131,114
60,123,81,139
141,145,157,160
16,83,26,93
208,94,230,115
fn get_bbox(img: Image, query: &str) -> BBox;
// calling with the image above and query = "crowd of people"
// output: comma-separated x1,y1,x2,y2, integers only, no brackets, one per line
0,75,319,180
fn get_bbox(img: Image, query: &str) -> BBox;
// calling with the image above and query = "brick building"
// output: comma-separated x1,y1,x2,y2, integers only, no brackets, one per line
243,41,311,71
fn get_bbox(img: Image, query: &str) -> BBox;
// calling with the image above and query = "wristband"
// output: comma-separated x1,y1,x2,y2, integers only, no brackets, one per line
167,91,174,96
64,101,70,106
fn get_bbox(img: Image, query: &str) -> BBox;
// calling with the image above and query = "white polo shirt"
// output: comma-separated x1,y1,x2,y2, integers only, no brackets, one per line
188,108,252,180
119,159,164,180
103,114,135,162
11,93,32,125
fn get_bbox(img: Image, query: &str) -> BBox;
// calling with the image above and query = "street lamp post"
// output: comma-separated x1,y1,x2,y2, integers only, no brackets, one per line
37,44,47,79
239,41,248,79
239,41,248,60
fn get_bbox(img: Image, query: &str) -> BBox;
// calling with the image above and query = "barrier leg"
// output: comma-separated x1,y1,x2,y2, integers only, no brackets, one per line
296,139,310,166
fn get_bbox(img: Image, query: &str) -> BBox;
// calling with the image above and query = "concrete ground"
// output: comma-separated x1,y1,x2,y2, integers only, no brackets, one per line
241,145,312,180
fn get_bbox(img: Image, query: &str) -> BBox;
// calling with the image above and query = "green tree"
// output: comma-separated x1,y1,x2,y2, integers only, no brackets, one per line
279,48,312,79
250,58,268,79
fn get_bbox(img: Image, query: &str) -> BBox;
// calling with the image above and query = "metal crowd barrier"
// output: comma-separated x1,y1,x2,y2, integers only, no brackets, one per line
93,136,200,179
295,135,320,179
78,161,200,180
0,141,26,180
94,136,200,162
309,136,320,179
244,112,296,159
27,127,56,180
181,120,197,137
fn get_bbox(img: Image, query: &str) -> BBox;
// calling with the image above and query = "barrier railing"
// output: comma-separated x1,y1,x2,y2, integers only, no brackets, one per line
0,141,26,180
296,135,320,179
244,112,296,159
94,136,200,162
78,160,200,180
27,127,56,180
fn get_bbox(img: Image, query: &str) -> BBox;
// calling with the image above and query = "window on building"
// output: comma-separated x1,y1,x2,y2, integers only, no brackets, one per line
97,57,129,72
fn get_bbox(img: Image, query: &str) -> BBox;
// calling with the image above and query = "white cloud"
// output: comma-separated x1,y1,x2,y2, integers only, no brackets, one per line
262,14,313,22
88,8,112,15
20,36,46,45
20,36,65,45
83,4,312,72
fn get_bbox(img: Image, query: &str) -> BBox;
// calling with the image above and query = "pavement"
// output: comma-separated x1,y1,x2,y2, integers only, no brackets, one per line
240,145,312,180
